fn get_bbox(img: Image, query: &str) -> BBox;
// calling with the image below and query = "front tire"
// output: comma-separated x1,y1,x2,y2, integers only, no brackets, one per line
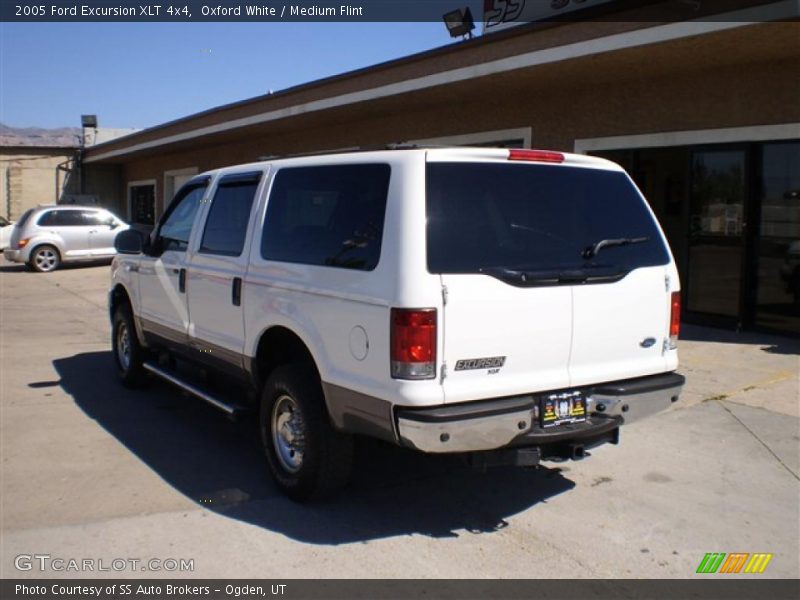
30,245,61,272
260,364,353,501
112,304,147,387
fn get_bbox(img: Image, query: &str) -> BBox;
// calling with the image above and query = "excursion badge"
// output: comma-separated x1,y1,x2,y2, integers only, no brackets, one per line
454,356,506,371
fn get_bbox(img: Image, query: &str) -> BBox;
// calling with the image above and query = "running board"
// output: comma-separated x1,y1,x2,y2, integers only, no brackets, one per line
143,362,244,417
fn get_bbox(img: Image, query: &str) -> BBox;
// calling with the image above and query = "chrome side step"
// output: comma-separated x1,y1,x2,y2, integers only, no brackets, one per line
143,362,243,417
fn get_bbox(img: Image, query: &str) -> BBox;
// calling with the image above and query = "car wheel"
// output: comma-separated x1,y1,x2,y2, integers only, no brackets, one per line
260,364,353,501
112,304,147,387
30,245,61,273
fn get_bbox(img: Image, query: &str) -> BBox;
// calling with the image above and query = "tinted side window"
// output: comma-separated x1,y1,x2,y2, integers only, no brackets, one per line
38,210,84,227
81,211,109,226
199,173,262,256
37,211,58,226
62,211,87,226
159,185,207,252
261,164,390,271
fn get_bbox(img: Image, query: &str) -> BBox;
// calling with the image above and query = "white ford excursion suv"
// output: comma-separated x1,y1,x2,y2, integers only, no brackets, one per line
109,147,684,501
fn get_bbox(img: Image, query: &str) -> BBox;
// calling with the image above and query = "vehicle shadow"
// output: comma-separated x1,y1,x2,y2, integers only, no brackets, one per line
680,324,800,355
52,351,574,545
0,263,29,272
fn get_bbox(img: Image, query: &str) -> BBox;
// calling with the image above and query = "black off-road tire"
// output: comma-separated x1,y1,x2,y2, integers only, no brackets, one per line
112,304,148,388
260,364,353,501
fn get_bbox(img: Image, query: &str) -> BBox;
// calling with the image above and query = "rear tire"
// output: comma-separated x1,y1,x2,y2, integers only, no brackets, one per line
30,245,60,272
260,364,353,501
112,304,147,387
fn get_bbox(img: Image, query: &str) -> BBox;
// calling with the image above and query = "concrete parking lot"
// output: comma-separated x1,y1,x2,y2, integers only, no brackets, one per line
0,259,798,579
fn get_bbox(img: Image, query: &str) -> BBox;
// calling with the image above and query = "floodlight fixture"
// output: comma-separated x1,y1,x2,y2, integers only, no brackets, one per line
81,114,98,128
443,7,475,39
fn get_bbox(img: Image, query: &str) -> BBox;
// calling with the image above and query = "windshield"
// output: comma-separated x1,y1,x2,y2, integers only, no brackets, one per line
426,162,669,277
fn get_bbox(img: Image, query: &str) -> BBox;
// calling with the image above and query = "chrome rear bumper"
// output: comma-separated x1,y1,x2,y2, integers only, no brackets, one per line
396,372,685,454
398,406,533,453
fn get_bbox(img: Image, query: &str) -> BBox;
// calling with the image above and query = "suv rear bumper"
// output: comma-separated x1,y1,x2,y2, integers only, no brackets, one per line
395,372,684,454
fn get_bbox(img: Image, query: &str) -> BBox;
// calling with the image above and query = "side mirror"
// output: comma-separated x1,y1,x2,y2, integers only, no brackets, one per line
108,220,119,230
115,229,144,254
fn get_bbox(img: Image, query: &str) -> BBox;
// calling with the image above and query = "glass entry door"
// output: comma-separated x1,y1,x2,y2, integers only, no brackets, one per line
755,142,800,334
687,149,747,319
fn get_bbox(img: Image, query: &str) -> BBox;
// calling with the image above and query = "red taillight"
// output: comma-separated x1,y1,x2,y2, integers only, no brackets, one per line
669,291,681,348
508,149,565,163
17,238,29,249
391,308,436,380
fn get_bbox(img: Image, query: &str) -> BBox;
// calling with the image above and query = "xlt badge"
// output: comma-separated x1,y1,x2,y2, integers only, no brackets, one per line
454,356,507,371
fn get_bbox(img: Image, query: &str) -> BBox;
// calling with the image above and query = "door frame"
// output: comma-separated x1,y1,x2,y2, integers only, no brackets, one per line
163,167,199,211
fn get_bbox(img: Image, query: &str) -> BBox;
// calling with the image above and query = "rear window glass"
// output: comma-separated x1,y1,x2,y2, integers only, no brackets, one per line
261,164,390,271
16,209,34,229
426,163,669,277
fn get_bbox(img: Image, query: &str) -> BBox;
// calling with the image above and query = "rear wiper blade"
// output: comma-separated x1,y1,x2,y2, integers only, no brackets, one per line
479,266,625,286
582,236,649,259
479,266,558,285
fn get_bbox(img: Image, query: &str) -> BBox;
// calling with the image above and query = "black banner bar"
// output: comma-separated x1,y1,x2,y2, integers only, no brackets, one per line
1,0,797,23
2,579,800,600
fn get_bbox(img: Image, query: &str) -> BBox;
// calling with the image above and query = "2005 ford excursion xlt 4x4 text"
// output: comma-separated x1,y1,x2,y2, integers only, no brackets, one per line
109,147,685,500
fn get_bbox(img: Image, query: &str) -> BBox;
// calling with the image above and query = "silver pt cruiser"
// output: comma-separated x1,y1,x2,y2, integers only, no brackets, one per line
3,205,128,272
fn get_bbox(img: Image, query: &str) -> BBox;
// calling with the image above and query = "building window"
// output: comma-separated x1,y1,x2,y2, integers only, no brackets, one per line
128,182,156,227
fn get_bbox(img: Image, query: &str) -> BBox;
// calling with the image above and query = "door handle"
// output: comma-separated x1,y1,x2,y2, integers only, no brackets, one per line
232,277,242,307
178,268,186,293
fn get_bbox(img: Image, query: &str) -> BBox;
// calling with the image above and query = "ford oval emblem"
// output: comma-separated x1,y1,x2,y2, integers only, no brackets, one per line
640,337,657,348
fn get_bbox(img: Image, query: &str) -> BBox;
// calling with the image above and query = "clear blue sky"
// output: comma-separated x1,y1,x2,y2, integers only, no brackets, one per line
1,21,465,130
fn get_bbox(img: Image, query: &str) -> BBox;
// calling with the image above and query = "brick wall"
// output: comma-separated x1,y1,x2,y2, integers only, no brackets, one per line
0,149,77,220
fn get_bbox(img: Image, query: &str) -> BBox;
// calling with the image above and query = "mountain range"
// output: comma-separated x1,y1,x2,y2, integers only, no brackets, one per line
0,123,82,147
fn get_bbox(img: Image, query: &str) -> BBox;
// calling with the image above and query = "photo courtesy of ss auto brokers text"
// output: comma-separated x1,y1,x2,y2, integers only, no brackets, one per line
13,583,287,598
